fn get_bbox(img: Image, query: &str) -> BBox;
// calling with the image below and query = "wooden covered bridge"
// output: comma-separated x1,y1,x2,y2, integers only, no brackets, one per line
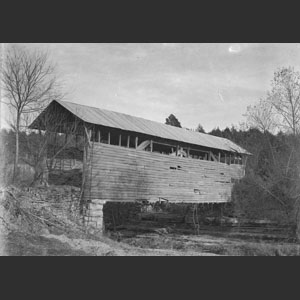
30,100,250,229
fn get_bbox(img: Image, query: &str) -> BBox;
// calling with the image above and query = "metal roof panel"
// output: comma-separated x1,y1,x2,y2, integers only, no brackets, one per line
31,100,251,155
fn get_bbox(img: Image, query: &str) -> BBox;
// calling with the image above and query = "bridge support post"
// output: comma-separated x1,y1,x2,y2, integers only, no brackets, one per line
84,199,107,233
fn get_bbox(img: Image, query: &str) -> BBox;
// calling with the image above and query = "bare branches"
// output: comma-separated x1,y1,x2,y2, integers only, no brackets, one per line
2,45,61,119
268,67,300,135
1,45,64,181
246,67,300,136
21,103,83,186
245,98,276,133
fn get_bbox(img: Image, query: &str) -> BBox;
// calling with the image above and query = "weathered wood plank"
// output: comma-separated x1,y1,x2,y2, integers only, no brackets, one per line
83,143,244,203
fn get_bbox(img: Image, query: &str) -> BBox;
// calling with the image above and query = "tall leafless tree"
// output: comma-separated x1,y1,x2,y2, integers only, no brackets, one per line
1,45,63,181
244,67,300,239
245,98,276,134
267,67,300,135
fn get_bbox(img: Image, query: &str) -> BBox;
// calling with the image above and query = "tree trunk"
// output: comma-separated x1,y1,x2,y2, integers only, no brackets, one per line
32,132,49,187
32,156,49,187
40,155,49,186
295,202,300,242
296,223,300,242
13,116,20,182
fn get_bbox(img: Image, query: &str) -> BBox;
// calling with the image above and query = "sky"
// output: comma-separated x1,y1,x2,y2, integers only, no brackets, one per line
2,43,300,131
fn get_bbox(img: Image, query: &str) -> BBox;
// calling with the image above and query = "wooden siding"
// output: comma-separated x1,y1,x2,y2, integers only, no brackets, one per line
83,143,245,203
48,159,83,171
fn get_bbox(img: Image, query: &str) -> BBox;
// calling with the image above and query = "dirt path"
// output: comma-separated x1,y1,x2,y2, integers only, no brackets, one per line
3,226,300,256
0,230,219,256
42,233,218,256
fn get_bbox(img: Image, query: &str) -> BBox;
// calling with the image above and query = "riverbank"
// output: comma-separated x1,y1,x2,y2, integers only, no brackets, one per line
0,185,217,256
1,185,300,256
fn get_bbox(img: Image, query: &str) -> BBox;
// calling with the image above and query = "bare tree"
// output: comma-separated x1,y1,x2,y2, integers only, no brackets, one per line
243,67,300,239
245,98,276,134
1,45,63,181
20,102,83,186
267,67,300,135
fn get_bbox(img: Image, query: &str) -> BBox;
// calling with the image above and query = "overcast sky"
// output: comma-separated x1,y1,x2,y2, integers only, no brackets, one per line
2,43,300,131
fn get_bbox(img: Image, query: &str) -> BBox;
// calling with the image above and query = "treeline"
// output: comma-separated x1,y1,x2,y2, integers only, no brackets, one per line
163,67,300,239
208,126,300,237
163,124,300,238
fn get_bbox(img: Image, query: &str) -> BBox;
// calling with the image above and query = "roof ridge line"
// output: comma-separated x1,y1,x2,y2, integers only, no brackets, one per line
57,99,212,136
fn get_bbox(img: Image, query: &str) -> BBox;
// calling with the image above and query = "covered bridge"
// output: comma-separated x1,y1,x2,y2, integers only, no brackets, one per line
30,100,250,229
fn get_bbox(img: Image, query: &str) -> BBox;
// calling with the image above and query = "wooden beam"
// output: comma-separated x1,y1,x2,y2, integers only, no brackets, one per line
108,132,111,145
137,140,150,150
150,140,153,152
119,134,122,146
98,130,101,143
210,152,218,162
137,140,151,150
218,152,221,162
127,135,130,148
176,145,179,156
148,140,213,157
88,129,92,142
187,147,190,158
135,136,138,149
152,141,176,147
189,147,210,155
